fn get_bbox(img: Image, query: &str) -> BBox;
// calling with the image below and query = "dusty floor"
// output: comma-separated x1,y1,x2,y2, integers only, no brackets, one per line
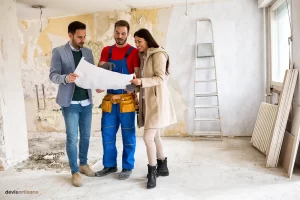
1,133,300,200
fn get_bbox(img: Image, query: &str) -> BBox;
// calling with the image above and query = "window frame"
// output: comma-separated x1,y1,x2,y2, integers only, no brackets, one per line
269,0,291,91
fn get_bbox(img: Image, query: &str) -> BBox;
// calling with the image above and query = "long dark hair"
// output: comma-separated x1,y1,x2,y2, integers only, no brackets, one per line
134,28,169,75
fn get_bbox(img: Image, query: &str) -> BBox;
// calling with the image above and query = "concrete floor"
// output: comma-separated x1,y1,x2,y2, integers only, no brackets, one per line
1,134,300,200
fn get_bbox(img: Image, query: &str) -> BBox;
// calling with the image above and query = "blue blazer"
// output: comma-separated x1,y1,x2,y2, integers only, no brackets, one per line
49,42,94,107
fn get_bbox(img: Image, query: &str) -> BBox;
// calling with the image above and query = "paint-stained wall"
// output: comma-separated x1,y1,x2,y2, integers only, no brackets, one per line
20,0,264,137
20,8,180,136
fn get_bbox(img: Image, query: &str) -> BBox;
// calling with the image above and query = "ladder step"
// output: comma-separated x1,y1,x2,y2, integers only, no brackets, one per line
195,105,219,108
194,118,220,121
195,92,218,97
195,67,216,70
194,132,222,136
197,55,214,58
195,79,217,83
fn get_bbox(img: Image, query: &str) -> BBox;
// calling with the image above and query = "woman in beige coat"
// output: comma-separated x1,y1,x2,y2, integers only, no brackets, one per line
130,28,177,189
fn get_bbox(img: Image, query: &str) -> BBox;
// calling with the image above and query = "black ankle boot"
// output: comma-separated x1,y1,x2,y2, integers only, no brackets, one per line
147,164,157,189
157,157,169,177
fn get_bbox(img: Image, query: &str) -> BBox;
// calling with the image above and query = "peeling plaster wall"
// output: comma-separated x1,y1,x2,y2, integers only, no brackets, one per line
20,0,264,137
20,8,175,136
1,0,28,169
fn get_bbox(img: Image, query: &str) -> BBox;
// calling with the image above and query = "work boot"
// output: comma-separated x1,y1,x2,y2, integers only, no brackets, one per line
95,167,118,177
79,164,95,177
147,165,157,189
71,172,83,187
157,157,169,177
119,169,132,180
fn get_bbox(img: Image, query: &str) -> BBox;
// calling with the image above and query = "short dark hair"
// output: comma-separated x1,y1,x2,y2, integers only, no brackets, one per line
68,21,86,35
114,20,130,32
134,28,169,75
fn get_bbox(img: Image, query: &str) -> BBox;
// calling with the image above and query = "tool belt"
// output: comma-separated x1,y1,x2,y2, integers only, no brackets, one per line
101,93,139,113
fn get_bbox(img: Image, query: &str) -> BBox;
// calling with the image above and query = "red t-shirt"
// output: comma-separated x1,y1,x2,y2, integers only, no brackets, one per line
99,44,140,74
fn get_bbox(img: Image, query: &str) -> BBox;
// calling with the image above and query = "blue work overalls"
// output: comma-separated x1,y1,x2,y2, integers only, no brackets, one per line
101,45,136,170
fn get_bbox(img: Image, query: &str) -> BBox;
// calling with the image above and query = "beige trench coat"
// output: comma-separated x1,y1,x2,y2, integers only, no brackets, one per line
137,47,177,129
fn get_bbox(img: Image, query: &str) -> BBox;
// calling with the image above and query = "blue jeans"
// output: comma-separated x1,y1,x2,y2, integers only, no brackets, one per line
62,104,92,174
101,103,136,170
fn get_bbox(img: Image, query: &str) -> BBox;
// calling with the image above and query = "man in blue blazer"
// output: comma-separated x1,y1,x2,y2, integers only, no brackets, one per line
49,21,95,187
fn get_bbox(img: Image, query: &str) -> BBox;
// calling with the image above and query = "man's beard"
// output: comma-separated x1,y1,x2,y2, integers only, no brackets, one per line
72,38,84,48
115,37,127,45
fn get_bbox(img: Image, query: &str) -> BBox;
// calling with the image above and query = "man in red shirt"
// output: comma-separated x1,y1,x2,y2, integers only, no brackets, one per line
95,20,140,180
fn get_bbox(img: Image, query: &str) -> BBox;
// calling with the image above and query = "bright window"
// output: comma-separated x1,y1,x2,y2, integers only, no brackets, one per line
270,0,291,87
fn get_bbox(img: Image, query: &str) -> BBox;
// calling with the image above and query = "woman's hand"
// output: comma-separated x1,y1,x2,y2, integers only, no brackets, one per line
125,88,132,94
130,78,142,86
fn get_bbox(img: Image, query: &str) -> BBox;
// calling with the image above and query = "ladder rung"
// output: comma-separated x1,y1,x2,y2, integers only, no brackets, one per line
195,105,219,108
195,93,218,97
194,118,220,121
195,79,217,83
194,132,222,136
195,67,216,70
197,55,214,58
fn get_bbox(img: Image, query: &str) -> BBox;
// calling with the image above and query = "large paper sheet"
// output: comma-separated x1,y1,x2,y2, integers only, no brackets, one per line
74,57,134,90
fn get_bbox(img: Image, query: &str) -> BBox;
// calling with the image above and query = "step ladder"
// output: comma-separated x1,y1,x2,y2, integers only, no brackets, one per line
193,19,222,139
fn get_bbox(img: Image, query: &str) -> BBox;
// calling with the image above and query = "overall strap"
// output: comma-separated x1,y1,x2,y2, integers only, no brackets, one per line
124,46,133,59
108,45,114,59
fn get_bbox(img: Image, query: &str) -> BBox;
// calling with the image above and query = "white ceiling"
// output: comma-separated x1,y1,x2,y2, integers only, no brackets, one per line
16,0,218,20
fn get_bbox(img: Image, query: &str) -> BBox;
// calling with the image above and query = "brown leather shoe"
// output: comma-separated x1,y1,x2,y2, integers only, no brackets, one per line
79,165,95,177
71,172,83,187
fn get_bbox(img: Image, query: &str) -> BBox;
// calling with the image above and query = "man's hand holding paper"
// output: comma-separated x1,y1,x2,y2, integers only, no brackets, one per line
74,57,134,90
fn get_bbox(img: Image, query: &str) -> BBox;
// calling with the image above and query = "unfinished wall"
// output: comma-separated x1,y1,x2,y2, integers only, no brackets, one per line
166,0,264,136
20,0,264,137
20,9,175,136
0,0,28,169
